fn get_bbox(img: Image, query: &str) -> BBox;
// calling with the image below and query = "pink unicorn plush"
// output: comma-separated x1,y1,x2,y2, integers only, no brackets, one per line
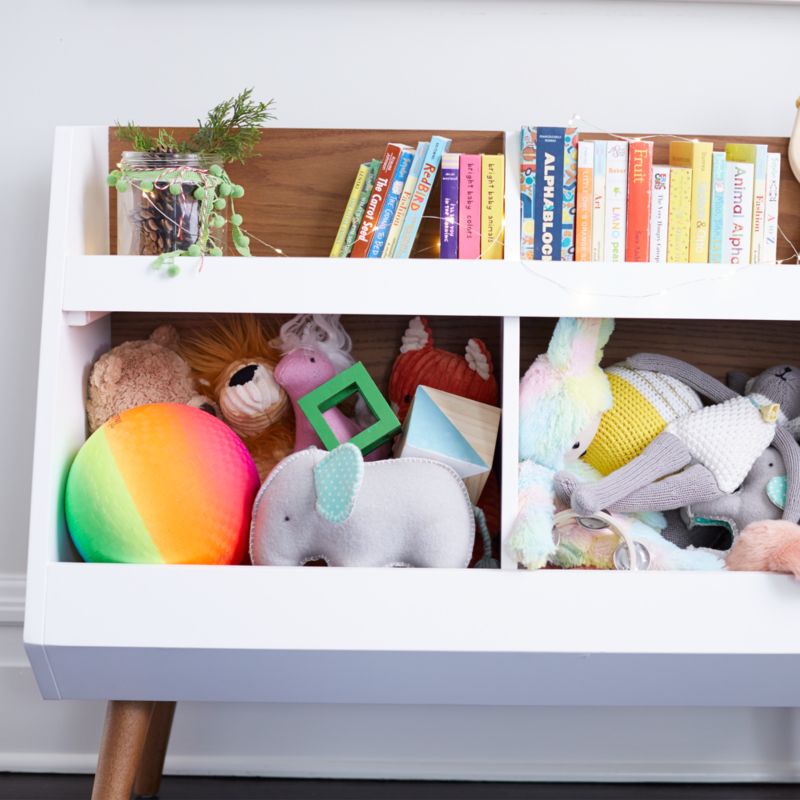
275,315,389,460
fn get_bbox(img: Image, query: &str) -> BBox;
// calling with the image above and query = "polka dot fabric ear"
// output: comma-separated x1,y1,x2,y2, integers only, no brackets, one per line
314,443,364,524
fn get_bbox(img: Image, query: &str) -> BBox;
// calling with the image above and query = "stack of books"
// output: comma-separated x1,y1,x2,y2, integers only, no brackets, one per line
330,137,505,259
521,127,782,265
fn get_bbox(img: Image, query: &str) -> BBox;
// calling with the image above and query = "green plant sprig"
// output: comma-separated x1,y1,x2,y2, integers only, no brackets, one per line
115,88,275,164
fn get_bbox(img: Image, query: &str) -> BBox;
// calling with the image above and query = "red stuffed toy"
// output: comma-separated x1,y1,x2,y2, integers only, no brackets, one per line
388,316,498,422
389,316,500,565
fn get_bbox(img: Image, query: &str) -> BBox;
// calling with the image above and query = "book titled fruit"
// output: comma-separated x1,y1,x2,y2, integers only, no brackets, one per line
440,152,460,259
458,154,481,259
669,141,713,262
520,126,537,260
330,163,370,257
368,148,414,258
603,141,628,263
707,152,726,264
625,140,653,262
560,127,578,261
481,154,505,260
575,140,594,262
533,127,565,261
764,152,781,264
394,135,452,259
648,165,670,263
351,143,408,258
383,142,428,258
667,166,691,263
341,159,381,257
725,143,767,262
723,161,755,264
590,141,606,261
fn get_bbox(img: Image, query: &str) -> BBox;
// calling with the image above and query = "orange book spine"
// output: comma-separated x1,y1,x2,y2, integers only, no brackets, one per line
625,140,653,262
575,141,594,262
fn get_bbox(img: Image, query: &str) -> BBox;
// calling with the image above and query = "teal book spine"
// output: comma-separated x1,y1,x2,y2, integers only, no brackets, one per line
393,135,452,259
708,151,726,264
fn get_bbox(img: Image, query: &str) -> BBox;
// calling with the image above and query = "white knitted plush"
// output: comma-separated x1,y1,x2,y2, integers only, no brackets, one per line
667,395,777,493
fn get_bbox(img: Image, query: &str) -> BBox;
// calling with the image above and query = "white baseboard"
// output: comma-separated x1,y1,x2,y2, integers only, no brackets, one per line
1,752,800,783
0,573,25,626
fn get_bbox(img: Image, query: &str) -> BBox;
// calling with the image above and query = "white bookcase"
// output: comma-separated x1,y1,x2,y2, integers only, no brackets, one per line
23,126,800,709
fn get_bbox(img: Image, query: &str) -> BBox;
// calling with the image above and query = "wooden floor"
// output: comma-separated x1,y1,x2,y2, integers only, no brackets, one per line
1,775,799,800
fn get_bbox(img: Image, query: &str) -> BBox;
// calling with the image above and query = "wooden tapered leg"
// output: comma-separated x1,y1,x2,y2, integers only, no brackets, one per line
91,700,155,800
134,701,177,799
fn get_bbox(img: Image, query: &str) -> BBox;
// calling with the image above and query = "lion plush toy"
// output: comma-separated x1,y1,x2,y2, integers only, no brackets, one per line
179,315,295,480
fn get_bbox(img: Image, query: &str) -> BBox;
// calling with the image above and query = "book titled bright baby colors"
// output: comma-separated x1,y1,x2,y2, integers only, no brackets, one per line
459,154,481,259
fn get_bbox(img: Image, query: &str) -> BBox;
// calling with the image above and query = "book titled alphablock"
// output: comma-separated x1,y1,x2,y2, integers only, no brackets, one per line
394,385,501,503
298,362,401,456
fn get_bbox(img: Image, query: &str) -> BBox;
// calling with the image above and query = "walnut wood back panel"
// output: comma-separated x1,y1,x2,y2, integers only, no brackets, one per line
521,317,800,380
112,313,504,393
109,128,505,258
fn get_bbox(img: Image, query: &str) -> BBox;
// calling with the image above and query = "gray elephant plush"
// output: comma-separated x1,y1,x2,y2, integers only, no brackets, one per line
562,356,800,524
662,446,786,551
250,443,475,567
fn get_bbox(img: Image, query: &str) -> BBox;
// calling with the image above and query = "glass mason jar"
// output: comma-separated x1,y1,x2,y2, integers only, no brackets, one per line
116,152,227,256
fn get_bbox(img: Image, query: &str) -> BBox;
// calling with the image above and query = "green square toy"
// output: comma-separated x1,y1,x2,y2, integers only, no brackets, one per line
297,362,401,456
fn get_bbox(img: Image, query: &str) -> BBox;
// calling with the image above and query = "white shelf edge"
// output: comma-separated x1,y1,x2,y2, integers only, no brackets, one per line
61,256,799,324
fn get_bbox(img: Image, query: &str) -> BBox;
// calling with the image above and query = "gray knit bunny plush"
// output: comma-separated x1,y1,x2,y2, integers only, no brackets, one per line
559,355,800,524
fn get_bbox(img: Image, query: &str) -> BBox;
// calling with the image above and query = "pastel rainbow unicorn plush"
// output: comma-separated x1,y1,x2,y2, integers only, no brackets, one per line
509,317,616,569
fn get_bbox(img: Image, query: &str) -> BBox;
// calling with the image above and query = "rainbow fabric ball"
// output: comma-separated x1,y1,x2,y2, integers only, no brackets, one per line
65,403,260,564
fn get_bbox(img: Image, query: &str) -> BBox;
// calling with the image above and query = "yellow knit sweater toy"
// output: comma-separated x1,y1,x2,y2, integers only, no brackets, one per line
584,363,703,475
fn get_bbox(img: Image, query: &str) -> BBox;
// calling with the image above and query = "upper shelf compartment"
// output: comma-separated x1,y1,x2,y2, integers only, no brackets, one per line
53,126,800,324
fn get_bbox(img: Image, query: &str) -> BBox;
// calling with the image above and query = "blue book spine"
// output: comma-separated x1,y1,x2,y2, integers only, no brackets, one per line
368,149,414,257
708,152,726,264
440,152,460,259
533,127,565,261
520,126,537,260
394,135,452,259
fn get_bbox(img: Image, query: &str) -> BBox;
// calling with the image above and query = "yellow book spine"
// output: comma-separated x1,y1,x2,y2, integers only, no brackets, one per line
669,141,713,262
330,163,369,257
480,154,505,259
667,167,692,263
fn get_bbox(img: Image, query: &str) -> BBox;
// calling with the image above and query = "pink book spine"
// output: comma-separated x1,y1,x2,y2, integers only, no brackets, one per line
458,154,481,259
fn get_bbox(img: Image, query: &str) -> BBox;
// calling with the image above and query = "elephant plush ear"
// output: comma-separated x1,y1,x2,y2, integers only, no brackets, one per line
767,475,787,510
314,443,365,524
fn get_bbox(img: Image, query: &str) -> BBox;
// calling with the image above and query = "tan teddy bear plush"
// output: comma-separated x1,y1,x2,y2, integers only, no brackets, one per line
86,325,215,432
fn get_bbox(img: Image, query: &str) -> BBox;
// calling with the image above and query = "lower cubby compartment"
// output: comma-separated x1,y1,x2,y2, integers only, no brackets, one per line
25,310,800,704
510,315,800,570
51,311,509,567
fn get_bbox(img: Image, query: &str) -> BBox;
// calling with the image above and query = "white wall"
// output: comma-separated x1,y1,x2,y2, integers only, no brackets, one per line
2,0,800,779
